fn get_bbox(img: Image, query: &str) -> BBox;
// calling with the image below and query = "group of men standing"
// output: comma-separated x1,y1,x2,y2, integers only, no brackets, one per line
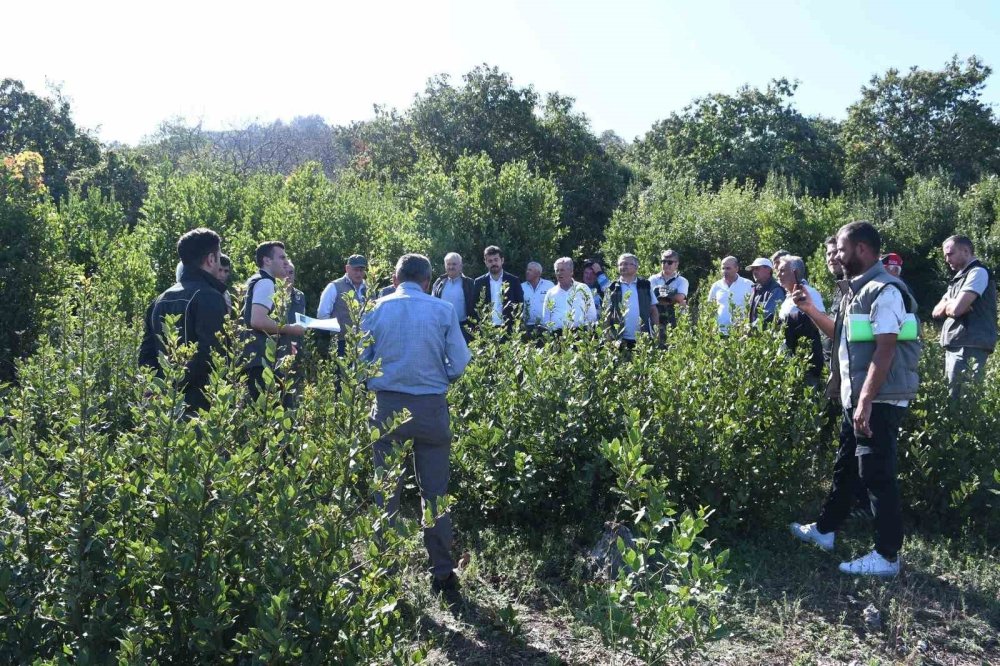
139,222,996,593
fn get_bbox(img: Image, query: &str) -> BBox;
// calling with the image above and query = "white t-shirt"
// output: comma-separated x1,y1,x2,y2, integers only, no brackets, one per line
618,278,643,340
838,284,908,409
542,281,598,330
961,266,990,295
522,278,555,325
251,277,275,312
707,276,754,331
649,272,690,297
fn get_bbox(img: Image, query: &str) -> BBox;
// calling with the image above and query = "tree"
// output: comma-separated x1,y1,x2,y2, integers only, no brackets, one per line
351,65,629,256
632,79,843,196
0,79,101,201
841,56,1000,196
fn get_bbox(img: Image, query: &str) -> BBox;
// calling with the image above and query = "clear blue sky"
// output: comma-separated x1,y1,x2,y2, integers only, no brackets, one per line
7,0,1000,145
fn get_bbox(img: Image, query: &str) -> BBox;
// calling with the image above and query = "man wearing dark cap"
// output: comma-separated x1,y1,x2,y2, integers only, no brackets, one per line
882,253,903,278
318,254,369,356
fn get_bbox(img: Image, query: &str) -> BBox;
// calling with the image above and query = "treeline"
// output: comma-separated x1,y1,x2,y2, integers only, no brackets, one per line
3,57,1000,378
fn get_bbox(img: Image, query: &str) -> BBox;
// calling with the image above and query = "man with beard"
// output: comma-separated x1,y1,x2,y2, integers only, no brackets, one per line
474,246,524,331
789,221,921,577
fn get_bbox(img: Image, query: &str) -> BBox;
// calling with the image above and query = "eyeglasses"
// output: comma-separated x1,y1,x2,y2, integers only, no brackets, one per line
662,259,677,265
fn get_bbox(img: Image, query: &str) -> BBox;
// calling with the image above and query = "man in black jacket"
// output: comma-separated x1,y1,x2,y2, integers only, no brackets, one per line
432,252,477,341
474,245,524,330
139,228,230,413
747,257,786,326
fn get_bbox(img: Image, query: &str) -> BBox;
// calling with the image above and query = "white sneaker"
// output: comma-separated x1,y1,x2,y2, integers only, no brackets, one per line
838,550,900,577
789,522,834,551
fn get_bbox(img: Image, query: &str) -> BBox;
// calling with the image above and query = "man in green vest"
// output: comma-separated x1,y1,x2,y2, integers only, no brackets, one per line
788,221,921,577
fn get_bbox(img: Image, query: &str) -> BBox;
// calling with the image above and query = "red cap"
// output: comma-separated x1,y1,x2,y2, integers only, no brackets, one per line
882,252,903,267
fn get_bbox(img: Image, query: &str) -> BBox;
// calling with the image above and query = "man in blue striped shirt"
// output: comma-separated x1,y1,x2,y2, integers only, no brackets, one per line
360,253,471,595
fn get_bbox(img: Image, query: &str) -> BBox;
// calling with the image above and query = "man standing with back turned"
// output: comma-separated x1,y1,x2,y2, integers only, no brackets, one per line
789,221,921,577
362,254,471,596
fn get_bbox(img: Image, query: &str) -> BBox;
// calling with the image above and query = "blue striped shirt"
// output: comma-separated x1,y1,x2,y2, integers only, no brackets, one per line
360,282,471,395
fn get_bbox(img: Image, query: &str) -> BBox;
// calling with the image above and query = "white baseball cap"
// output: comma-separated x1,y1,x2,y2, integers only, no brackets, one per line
747,258,774,269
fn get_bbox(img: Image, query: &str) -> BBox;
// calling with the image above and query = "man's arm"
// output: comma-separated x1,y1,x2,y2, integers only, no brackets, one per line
792,284,836,339
584,287,599,325
945,291,979,318
317,283,336,318
444,306,471,380
853,333,898,436
931,296,949,320
189,293,228,390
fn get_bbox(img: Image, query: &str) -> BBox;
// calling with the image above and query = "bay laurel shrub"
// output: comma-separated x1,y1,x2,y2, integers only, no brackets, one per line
0,281,414,663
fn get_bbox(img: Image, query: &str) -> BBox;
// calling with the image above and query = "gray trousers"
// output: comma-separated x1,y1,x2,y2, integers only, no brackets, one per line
945,347,990,399
371,391,454,579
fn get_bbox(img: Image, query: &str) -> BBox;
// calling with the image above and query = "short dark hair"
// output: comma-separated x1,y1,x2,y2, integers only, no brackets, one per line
255,241,284,267
945,235,975,253
177,228,221,267
396,253,432,284
483,245,504,259
838,221,881,256
770,249,790,264
219,253,231,268
824,235,837,247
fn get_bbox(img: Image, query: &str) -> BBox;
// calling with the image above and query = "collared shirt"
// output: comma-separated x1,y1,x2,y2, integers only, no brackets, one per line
361,282,471,395
707,276,754,331
489,274,504,325
618,277,642,340
441,276,468,321
542,281,598,330
838,285,908,409
522,278,555,325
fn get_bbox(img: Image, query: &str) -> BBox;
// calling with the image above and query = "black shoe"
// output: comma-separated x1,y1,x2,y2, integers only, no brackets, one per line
431,572,462,604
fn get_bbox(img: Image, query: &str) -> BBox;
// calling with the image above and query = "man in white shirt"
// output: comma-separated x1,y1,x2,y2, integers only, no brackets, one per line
522,261,555,330
649,249,689,327
317,255,369,356
542,257,598,331
706,256,754,334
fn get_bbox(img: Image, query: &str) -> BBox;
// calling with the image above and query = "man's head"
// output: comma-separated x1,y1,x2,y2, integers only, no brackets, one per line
286,261,296,287
721,256,739,283
770,249,790,266
660,250,679,276
747,257,774,284
345,254,368,286
525,261,542,283
177,227,222,273
617,253,639,281
396,253,433,292
484,246,504,276
836,221,881,279
824,235,843,279
581,259,600,286
881,252,903,277
444,252,463,279
256,241,291,279
554,257,575,289
942,235,975,272
216,253,232,284
776,255,806,290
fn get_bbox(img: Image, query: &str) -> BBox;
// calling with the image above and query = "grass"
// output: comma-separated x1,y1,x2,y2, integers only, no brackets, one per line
392,518,1000,665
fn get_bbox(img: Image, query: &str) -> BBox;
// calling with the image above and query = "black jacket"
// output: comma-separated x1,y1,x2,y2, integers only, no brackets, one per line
749,277,786,325
139,265,229,411
431,274,477,322
473,271,524,327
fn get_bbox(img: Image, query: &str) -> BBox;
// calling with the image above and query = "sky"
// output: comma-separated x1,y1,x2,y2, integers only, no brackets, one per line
6,0,1000,145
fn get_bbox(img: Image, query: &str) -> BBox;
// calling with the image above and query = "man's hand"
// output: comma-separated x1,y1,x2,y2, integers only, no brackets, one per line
283,323,306,337
932,297,949,320
853,399,873,437
791,284,816,314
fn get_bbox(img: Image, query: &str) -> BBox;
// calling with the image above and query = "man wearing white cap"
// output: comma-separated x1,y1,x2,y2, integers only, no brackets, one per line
747,257,785,326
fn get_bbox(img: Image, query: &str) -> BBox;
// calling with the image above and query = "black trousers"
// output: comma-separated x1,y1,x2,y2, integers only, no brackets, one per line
816,403,905,560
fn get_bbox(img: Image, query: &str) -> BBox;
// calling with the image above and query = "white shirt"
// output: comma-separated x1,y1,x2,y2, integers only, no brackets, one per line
542,281,598,330
522,278,555,325
778,284,825,320
838,284,908,409
961,265,990,295
649,272,690,297
489,275,504,326
251,277,275,311
707,276,754,331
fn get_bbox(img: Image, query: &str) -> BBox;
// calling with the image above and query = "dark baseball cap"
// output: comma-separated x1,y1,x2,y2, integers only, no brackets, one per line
347,254,368,268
